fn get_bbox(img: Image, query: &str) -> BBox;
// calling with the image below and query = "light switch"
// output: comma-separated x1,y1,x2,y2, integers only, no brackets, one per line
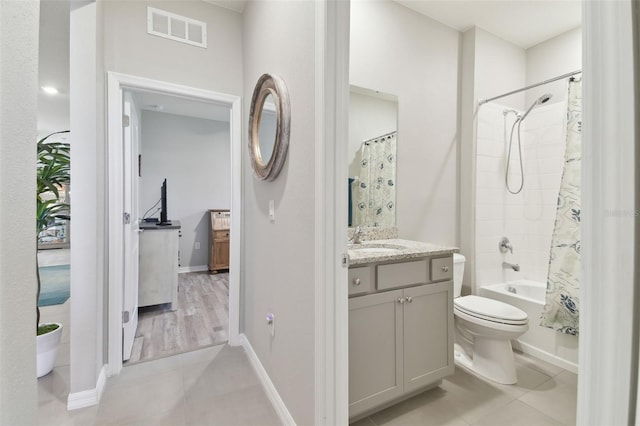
269,200,275,222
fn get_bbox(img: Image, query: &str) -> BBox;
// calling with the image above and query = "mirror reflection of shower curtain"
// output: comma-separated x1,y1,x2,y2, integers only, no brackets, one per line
540,78,581,335
352,132,397,227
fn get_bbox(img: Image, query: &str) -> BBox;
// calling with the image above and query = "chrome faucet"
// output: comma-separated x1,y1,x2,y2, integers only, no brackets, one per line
502,262,520,272
349,226,364,244
499,237,513,254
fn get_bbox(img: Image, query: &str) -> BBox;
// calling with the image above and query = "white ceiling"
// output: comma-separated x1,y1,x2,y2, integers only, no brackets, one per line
133,91,231,123
38,0,70,137
37,0,580,135
394,0,581,49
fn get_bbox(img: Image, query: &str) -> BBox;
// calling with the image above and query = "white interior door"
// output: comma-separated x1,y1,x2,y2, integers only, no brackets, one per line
122,92,141,361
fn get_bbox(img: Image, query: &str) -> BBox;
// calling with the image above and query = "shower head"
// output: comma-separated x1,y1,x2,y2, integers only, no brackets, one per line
519,93,553,122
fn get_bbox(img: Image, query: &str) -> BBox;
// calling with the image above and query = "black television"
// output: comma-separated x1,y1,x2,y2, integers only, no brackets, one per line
158,178,171,226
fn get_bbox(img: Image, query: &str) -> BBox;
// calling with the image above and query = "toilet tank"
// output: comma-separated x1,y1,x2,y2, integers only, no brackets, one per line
453,253,466,297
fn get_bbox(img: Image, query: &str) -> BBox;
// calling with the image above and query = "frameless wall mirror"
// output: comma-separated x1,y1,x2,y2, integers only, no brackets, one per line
349,85,398,228
249,74,291,181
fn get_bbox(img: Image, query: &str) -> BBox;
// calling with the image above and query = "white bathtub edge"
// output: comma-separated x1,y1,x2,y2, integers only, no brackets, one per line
512,340,578,374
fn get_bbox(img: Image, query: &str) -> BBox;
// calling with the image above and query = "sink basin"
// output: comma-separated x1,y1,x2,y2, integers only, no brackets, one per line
350,247,399,254
348,243,405,254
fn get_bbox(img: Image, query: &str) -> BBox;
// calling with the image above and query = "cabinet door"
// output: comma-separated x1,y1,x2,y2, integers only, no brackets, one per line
402,281,454,394
349,290,404,418
212,238,230,269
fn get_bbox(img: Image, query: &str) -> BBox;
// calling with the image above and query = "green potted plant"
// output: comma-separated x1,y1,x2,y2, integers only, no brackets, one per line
36,130,70,378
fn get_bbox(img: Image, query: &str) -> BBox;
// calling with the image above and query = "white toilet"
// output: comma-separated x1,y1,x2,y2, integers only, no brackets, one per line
452,254,529,384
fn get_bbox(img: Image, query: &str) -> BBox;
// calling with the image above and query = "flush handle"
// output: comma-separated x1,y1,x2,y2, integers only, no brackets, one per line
352,277,361,286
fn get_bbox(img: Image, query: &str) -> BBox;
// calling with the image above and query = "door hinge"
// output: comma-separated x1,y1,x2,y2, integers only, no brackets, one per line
123,212,131,224
123,114,130,127
123,311,130,324
342,253,349,268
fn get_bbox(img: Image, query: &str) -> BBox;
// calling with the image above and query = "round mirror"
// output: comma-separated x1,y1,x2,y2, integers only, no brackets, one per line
249,74,290,181
257,94,277,166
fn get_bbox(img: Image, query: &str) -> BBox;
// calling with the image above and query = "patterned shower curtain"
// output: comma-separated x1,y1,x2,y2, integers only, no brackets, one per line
540,79,581,335
352,132,397,227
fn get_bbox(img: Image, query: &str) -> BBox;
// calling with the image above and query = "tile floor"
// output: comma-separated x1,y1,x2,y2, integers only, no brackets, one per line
38,250,576,426
38,344,280,426
351,352,577,426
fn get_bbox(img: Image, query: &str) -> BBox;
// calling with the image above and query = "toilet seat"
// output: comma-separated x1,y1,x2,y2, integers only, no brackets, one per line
454,295,528,326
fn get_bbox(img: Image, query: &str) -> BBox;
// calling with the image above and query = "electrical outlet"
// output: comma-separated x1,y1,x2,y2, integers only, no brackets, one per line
195,241,200,250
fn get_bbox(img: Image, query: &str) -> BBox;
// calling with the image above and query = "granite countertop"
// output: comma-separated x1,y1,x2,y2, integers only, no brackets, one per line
348,238,459,266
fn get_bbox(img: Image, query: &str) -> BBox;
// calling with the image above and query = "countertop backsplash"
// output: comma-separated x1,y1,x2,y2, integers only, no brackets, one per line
347,226,398,241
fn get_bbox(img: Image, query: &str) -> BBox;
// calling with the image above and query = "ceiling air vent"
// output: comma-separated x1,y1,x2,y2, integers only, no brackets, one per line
147,7,207,48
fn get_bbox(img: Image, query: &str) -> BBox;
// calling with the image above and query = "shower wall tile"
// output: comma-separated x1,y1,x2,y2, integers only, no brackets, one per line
475,102,566,289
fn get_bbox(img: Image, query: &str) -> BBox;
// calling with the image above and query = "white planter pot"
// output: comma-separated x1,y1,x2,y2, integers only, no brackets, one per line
37,322,62,378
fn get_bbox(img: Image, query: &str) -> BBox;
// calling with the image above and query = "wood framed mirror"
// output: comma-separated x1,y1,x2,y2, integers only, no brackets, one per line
248,73,291,181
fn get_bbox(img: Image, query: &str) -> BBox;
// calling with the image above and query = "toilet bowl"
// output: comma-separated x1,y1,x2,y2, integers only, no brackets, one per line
452,254,529,384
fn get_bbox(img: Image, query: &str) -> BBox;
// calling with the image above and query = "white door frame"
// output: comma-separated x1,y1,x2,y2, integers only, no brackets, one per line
106,72,242,376
314,1,350,424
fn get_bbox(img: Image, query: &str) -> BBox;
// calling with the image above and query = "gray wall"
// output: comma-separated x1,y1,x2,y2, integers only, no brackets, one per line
140,110,230,268
242,1,317,423
103,0,243,95
350,0,460,246
0,1,39,423
65,0,242,397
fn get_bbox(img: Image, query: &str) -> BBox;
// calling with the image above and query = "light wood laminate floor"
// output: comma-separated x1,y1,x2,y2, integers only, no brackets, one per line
128,271,229,364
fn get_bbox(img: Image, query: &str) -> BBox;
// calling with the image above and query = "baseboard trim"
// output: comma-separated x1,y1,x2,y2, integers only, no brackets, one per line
239,334,296,425
512,340,579,374
178,265,209,274
67,365,107,410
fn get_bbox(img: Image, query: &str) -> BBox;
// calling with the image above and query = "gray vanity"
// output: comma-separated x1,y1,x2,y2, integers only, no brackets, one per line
348,239,458,419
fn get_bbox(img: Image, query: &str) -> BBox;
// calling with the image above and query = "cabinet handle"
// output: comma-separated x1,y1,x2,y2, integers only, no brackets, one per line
441,266,449,272
352,277,361,286
406,296,413,303
397,297,405,304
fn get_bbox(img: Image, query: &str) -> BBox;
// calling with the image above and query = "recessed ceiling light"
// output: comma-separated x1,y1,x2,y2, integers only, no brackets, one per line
41,86,59,95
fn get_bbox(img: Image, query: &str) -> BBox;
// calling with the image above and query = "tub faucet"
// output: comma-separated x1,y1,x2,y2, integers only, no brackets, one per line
349,226,364,244
502,262,520,272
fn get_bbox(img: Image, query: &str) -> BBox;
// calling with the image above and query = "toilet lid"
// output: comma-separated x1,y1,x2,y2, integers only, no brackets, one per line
454,295,528,325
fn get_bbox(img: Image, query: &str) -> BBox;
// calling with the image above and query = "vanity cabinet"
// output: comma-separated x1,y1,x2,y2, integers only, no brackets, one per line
348,256,454,419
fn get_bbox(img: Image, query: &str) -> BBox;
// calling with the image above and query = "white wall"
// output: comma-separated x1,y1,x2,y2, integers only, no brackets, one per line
525,27,581,107
460,26,526,293
0,1,39,423
350,0,459,246
348,90,397,180
473,28,527,111
140,110,230,268
242,1,317,423
70,0,108,396
103,0,243,95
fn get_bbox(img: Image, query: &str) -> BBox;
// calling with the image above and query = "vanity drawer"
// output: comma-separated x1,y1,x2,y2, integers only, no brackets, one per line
348,266,372,296
430,256,453,282
377,260,428,290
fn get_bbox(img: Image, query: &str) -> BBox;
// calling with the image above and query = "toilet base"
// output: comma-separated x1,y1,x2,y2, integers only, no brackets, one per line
453,338,518,385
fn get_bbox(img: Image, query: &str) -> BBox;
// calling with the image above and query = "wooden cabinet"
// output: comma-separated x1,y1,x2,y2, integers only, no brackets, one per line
348,256,454,419
209,210,230,273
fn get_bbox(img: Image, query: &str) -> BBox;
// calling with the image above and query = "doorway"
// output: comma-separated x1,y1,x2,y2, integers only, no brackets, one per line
106,72,242,375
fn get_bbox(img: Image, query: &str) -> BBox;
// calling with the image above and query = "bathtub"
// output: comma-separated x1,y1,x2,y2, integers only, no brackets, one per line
480,280,578,373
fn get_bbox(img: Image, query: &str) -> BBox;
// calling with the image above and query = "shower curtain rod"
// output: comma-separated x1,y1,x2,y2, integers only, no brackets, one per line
362,130,397,144
478,69,582,106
